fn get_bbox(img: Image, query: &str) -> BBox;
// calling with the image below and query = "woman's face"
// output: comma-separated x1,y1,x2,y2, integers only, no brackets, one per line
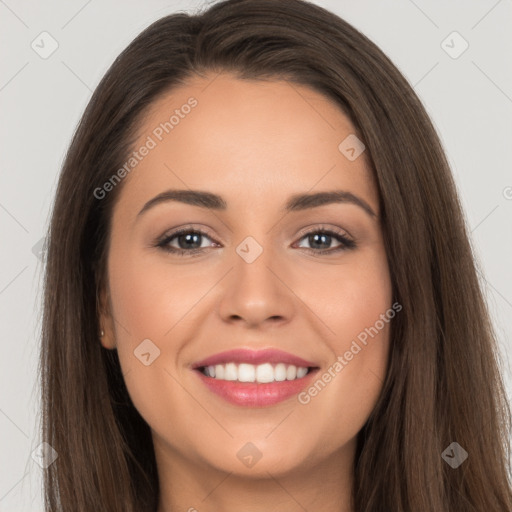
100,73,392,481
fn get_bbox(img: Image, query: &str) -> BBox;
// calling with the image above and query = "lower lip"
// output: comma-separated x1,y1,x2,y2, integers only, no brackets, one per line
195,369,318,407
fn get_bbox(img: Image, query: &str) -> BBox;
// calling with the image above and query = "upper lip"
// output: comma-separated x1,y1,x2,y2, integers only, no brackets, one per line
192,348,318,369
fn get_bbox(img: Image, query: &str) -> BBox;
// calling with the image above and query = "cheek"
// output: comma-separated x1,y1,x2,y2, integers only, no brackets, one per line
298,248,392,432
106,250,195,437
302,245,392,349
108,249,202,343
106,247,223,411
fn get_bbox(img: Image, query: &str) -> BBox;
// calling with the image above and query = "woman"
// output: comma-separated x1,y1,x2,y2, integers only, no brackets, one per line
40,0,512,510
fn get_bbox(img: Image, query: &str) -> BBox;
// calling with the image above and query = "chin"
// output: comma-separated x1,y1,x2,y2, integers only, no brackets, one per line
192,435,320,478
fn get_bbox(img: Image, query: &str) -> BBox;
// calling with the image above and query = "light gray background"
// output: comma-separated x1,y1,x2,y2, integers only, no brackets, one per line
1,0,511,509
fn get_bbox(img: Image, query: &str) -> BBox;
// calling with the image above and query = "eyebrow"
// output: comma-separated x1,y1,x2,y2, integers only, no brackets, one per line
137,189,377,218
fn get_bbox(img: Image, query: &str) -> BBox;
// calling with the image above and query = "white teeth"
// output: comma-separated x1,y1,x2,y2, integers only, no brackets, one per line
224,363,237,381
202,362,310,382
286,365,297,380
296,367,308,378
214,364,224,380
238,363,256,382
256,363,274,383
274,363,287,381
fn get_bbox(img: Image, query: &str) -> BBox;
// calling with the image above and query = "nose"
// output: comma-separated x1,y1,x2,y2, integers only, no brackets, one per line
217,242,296,329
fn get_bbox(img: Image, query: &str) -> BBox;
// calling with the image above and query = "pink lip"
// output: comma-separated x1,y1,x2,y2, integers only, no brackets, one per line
191,348,319,407
195,369,319,407
192,348,317,369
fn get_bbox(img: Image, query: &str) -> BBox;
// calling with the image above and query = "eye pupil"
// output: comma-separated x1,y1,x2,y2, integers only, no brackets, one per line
178,232,201,249
309,233,331,249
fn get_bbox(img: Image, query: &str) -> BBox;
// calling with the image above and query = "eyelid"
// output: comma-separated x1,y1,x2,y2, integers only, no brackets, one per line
294,223,353,241
157,224,220,244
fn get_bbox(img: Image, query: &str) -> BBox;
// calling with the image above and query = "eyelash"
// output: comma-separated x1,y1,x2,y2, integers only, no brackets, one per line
154,225,356,257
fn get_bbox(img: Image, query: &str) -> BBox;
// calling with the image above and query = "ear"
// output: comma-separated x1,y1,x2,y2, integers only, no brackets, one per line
97,283,116,350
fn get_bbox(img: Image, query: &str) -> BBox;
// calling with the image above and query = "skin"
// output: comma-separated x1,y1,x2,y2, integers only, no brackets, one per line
99,73,392,512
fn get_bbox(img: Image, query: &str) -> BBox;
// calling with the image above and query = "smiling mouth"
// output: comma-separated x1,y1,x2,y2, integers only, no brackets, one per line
192,348,320,406
197,362,315,383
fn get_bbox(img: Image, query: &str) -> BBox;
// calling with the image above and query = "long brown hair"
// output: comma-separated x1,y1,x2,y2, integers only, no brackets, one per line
40,0,512,510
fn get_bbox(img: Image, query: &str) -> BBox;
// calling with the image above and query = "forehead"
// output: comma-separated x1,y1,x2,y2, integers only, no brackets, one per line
117,72,378,216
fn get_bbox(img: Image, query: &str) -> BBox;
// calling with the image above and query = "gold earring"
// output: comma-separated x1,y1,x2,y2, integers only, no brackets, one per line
100,330,105,337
